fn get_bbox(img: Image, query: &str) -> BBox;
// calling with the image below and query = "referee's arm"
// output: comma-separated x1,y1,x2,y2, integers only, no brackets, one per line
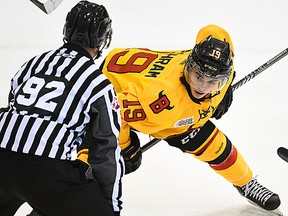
86,84,124,212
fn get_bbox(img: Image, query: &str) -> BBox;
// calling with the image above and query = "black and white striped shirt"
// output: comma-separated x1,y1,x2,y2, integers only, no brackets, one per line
0,43,124,211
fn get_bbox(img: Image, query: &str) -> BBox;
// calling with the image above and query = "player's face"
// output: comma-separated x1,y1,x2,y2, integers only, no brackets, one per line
185,67,225,99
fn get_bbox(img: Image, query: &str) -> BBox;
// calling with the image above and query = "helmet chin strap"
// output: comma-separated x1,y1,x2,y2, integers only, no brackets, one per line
93,36,111,60
94,50,102,60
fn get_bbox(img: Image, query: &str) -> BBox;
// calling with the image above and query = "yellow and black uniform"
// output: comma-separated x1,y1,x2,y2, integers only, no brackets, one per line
79,24,252,187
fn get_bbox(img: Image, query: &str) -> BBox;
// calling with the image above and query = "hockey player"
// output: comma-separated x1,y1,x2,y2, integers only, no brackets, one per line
78,24,281,212
0,1,123,216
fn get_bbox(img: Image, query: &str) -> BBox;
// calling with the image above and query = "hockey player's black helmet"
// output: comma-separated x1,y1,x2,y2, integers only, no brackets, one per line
185,36,232,91
188,35,232,78
63,1,112,50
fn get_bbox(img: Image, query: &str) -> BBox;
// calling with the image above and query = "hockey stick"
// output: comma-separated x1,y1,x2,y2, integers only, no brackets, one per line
277,147,288,163
30,0,63,14
141,138,162,153
141,48,288,152
232,48,288,91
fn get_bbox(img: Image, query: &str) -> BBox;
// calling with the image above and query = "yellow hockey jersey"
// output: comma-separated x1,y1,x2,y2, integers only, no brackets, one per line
102,46,234,149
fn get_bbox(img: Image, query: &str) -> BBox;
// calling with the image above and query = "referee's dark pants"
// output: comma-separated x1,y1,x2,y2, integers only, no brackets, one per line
0,148,115,216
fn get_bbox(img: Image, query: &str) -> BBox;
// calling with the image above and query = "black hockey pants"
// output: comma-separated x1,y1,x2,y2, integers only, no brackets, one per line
0,148,115,216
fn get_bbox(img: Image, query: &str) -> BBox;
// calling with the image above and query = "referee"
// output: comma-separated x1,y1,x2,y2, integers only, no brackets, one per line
0,1,124,216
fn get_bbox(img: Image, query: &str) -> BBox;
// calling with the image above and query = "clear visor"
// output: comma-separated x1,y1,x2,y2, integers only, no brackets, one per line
184,66,229,94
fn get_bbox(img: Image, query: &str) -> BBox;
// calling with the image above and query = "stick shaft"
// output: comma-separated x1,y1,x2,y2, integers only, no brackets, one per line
232,48,288,91
141,138,161,152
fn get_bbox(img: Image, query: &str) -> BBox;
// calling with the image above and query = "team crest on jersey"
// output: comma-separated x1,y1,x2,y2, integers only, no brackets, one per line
174,116,194,127
197,106,215,122
149,91,174,114
112,96,120,111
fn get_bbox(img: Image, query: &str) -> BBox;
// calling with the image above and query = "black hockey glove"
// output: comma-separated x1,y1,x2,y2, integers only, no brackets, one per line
212,71,235,120
212,84,233,120
121,131,142,175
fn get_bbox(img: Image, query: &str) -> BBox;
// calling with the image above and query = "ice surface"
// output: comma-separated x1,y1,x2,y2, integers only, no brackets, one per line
1,0,288,215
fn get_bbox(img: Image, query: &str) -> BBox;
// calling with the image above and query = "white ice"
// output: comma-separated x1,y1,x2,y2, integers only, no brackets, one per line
1,0,288,215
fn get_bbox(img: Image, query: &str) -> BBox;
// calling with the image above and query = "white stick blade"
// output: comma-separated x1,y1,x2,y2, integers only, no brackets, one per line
30,0,63,14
